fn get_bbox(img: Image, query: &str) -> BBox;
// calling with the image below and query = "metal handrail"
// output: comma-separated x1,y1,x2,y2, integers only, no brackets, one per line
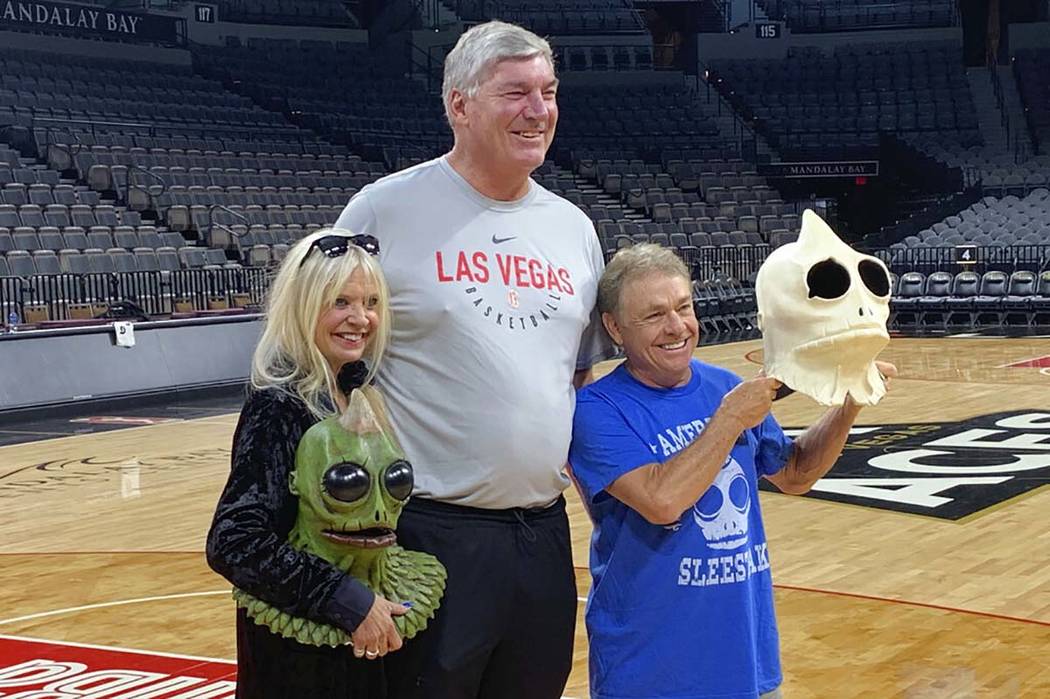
207,205,250,249
408,42,452,92
709,0,732,32
415,0,443,29
125,164,166,197
879,244,1050,275
699,65,761,165
388,142,434,170
988,64,1034,164
31,114,309,147
39,124,83,171
988,62,1009,141
33,115,158,134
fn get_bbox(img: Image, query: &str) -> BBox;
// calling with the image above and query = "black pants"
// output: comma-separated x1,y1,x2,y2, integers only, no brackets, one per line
385,496,577,699
234,608,386,698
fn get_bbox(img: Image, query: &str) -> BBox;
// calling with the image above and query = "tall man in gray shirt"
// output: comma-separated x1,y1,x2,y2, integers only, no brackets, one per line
334,20,615,699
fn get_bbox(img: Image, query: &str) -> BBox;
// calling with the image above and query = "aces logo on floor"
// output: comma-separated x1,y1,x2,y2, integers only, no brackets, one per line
760,411,1050,519
0,635,236,697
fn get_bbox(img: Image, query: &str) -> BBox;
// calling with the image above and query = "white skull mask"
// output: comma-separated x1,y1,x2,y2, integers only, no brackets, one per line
692,458,750,550
755,209,890,407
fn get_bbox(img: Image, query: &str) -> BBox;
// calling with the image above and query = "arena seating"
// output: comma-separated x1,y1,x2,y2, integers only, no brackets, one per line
890,268,1050,329
194,40,437,157
0,45,374,321
556,44,653,72
756,0,955,33
456,0,646,35
883,186,1050,331
194,37,792,282
1014,49,1050,155
0,52,287,131
886,190,1050,270
212,0,359,28
902,136,1050,194
1,11,1044,335
692,276,758,334
0,44,389,246
710,41,978,159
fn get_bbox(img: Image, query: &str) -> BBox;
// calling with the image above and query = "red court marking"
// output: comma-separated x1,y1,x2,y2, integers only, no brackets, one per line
772,584,1050,628
744,348,763,365
0,635,235,695
69,416,181,426
1000,355,1050,369
571,565,1047,627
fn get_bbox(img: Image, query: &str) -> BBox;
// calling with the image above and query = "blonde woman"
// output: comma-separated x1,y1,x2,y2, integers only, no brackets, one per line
207,230,405,698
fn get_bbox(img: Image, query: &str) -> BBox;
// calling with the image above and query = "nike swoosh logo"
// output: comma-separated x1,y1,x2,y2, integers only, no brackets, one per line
492,235,516,244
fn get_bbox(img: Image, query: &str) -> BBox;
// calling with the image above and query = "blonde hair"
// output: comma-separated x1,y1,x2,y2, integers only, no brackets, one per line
251,228,391,418
598,243,690,319
442,20,554,126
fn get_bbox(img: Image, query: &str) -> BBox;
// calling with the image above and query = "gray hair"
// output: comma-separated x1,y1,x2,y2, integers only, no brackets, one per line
442,20,554,126
598,244,691,318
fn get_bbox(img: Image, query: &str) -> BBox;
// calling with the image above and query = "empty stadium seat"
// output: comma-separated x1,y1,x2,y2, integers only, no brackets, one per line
974,271,1009,326
1033,271,1050,325
916,271,952,327
891,272,925,326
1002,271,1038,326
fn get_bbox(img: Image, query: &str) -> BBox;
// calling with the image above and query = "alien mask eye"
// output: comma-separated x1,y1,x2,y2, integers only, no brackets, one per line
323,462,370,503
859,259,890,297
384,460,414,501
806,258,851,300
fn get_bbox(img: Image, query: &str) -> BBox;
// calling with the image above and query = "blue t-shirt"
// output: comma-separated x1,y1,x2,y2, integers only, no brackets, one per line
569,359,795,699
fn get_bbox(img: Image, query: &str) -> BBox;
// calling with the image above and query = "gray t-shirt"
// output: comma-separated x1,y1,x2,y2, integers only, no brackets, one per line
335,156,615,509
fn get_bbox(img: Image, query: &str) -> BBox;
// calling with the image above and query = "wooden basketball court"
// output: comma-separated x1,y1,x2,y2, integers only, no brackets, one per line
2,336,1048,697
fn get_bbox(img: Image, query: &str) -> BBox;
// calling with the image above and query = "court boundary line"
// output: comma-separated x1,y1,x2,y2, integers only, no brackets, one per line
4,582,1045,631
0,632,236,664
0,551,206,556
0,591,232,626
774,583,1050,627
0,590,590,628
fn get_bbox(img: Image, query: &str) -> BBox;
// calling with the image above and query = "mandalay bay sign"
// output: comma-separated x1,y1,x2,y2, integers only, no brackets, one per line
1,0,182,42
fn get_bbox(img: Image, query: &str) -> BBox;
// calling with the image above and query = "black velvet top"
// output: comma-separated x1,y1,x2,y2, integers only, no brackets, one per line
206,383,374,633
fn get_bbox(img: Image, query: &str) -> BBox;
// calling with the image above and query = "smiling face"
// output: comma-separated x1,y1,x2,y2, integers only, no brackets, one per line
449,54,558,194
603,272,699,389
313,267,380,374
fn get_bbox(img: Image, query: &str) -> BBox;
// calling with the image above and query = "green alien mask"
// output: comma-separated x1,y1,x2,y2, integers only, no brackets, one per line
234,386,447,647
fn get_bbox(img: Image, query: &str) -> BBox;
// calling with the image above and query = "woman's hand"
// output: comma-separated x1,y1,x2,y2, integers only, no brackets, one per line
350,595,409,660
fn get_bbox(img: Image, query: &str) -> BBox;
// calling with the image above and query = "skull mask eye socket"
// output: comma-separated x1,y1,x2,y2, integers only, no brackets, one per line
806,259,851,300
859,259,890,297
383,460,414,501
323,462,370,503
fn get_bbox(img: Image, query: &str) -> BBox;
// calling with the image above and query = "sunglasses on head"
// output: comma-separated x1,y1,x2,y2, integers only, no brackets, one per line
299,234,380,268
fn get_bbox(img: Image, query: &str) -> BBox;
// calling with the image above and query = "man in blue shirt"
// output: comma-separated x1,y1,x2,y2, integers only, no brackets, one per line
569,244,896,699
